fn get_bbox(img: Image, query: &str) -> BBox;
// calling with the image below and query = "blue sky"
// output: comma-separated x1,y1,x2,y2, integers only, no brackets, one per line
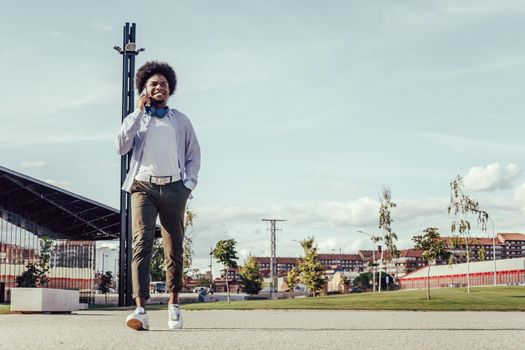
1,1,525,272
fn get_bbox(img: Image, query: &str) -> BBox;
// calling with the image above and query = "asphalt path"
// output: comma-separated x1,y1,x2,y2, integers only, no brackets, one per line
1,310,524,349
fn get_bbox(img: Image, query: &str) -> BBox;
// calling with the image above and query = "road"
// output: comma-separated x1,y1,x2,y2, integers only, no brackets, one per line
1,310,524,349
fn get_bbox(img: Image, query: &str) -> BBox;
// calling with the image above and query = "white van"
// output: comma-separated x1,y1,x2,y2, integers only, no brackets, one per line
150,281,166,294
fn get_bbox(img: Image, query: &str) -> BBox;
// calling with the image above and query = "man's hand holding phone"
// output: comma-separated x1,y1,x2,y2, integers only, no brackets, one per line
137,88,151,111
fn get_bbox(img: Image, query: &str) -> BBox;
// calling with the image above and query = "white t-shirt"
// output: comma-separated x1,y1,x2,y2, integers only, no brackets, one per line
135,116,181,181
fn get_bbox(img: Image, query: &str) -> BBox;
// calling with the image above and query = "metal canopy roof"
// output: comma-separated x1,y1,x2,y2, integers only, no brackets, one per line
0,165,121,241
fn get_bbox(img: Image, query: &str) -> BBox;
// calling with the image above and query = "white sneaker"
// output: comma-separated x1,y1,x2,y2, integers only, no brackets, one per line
126,307,149,331
168,304,183,330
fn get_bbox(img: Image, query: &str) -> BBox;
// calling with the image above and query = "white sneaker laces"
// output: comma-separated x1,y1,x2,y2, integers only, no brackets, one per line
169,305,180,321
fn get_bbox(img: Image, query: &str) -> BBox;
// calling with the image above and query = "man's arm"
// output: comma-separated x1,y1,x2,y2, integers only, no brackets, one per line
114,109,144,155
183,118,201,191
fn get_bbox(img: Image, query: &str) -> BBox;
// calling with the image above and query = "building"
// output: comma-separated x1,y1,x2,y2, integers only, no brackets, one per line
0,165,121,304
379,249,426,279
441,236,503,263
441,233,525,263
317,254,365,272
400,257,525,289
498,233,525,258
254,253,368,279
96,245,119,275
254,257,298,278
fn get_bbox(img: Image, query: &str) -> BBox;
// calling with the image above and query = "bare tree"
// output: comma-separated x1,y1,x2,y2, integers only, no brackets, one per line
183,208,196,277
378,187,399,291
448,175,489,293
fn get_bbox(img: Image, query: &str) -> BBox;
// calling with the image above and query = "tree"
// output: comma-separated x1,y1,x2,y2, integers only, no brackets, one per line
183,208,196,277
150,238,165,281
150,208,196,282
16,236,54,288
412,227,450,300
239,256,263,295
212,239,238,303
97,271,114,303
378,187,399,291
352,271,394,291
195,276,215,289
16,264,39,288
448,175,489,293
286,266,301,297
339,275,351,293
296,237,325,296
478,246,487,261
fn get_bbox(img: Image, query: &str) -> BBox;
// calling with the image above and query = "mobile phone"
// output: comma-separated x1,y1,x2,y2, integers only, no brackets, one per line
141,88,152,113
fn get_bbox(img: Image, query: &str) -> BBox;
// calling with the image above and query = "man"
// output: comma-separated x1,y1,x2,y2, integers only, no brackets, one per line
115,61,201,331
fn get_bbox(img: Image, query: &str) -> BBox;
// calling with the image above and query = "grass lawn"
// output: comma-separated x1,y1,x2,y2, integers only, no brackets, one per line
3,286,524,313
176,286,525,311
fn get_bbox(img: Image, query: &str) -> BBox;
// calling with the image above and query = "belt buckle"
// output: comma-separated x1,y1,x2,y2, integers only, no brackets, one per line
149,176,172,185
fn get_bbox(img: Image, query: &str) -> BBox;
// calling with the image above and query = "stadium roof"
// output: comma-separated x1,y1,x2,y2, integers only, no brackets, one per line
0,165,122,241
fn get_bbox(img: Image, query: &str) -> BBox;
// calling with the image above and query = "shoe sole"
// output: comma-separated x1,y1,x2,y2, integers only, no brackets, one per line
127,318,148,331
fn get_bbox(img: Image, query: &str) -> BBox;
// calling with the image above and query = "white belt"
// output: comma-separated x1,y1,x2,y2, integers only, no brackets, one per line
135,174,180,185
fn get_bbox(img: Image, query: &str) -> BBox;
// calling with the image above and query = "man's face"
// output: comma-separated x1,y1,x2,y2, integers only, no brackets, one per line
146,74,169,103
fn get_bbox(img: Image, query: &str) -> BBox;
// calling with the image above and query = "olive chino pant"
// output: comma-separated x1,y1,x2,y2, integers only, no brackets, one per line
130,179,190,300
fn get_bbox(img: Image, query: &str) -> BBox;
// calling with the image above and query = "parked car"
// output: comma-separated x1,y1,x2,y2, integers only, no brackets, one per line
350,287,364,293
193,287,213,295
294,285,306,292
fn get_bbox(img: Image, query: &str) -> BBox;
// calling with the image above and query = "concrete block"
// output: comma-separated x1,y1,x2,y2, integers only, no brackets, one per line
10,288,80,312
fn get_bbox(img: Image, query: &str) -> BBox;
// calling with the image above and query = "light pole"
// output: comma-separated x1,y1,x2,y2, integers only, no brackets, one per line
209,246,213,290
357,230,380,292
331,247,343,270
292,239,305,295
488,216,497,286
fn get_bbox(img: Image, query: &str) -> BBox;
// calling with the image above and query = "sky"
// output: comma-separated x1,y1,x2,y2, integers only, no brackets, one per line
1,0,525,274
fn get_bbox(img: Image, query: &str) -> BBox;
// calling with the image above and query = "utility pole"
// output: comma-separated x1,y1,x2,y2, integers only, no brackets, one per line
209,246,213,290
262,219,286,299
114,22,145,307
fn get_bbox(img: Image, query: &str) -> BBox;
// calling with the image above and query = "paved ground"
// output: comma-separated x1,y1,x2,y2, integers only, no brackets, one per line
1,309,524,349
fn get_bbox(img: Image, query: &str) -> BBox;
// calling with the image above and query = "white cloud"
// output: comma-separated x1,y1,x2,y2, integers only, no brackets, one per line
185,192,525,273
513,182,525,213
464,163,521,191
20,160,47,168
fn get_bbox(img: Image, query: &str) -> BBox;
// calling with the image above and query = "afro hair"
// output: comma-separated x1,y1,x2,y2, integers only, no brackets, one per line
135,61,177,95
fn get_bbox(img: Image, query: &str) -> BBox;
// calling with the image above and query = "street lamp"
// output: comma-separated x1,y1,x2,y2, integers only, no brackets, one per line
331,247,343,269
488,216,497,286
209,246,214,290
357,230,381,292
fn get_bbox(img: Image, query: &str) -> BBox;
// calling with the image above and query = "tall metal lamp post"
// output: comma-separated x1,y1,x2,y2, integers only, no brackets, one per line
114,22,145,307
